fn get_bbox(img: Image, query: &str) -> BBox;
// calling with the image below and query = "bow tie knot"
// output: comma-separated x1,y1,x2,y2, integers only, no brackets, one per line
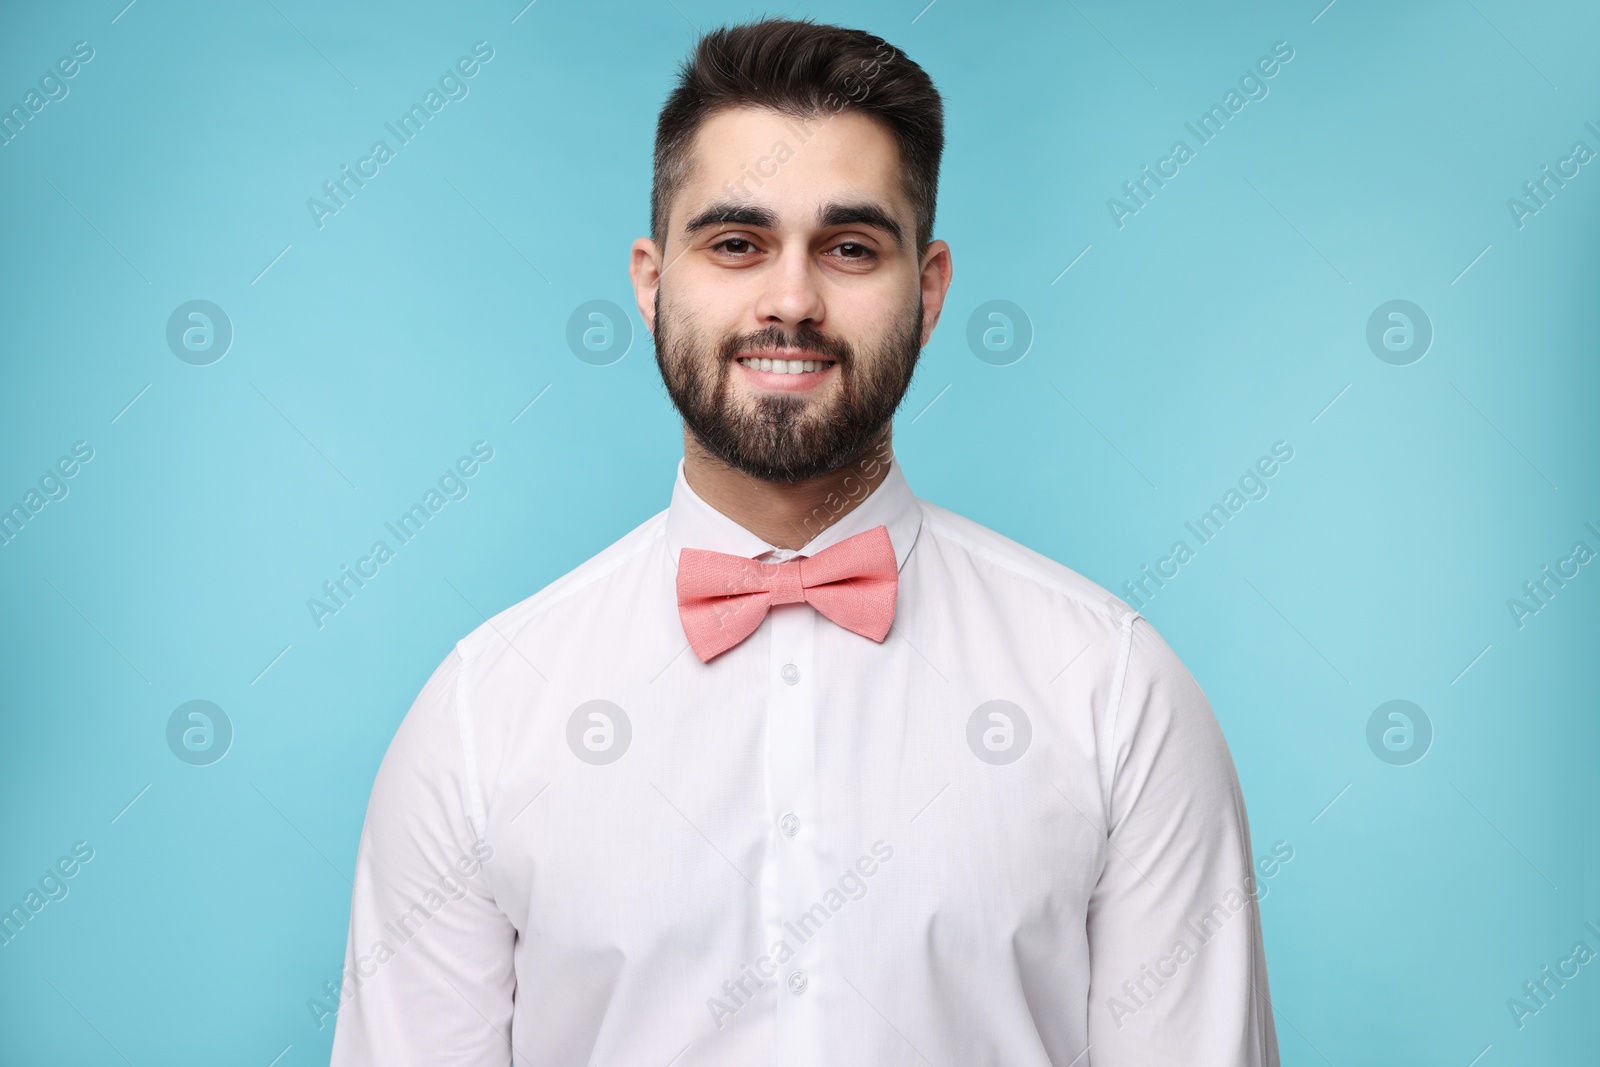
763,559,807,606
676,525,899,663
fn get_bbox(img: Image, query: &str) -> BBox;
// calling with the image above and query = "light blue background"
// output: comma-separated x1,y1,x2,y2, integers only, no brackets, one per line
2,0,1596,1063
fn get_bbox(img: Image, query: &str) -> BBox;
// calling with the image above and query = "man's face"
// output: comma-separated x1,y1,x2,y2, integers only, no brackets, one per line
634,106,948,483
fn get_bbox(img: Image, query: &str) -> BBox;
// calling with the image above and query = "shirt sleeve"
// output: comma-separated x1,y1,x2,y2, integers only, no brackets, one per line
1085,615,1280,1066
329,646,519,1066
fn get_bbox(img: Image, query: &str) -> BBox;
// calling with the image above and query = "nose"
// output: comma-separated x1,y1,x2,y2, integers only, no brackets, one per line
752,242,825,335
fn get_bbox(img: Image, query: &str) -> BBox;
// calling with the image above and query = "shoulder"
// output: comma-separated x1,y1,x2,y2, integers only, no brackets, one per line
451,506,669,669
914,497,1137,632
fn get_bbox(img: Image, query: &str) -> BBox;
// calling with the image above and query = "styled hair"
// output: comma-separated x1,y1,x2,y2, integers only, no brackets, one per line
651,17,944,253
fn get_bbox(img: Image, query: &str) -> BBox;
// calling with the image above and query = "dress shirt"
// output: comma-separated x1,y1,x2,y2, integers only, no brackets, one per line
329,453,1280,1066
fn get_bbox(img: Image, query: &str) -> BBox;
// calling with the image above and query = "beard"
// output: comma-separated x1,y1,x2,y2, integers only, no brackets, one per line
652,288,923,483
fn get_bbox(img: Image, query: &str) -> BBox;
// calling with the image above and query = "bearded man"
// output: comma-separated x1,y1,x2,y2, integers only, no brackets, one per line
331,16,1279,1066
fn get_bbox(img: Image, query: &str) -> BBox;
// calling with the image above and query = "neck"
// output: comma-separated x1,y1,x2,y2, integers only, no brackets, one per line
680,427,896,550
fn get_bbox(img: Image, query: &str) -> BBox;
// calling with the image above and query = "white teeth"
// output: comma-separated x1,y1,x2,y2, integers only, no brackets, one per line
738,356,832,373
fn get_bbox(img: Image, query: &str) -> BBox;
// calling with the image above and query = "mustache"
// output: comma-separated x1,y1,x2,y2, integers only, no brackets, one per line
718,326,852,364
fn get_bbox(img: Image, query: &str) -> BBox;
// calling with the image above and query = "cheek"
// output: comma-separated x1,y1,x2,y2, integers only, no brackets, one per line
661,312,736,389
848,296,921,356
661,282,728,343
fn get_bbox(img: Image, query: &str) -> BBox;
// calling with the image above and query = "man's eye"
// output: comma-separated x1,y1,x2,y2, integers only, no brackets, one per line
710,238,875,260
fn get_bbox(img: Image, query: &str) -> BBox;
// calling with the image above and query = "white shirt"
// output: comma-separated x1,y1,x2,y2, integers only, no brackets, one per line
330,454,1280,1066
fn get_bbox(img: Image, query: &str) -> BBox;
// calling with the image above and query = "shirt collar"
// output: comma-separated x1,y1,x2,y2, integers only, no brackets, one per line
663,453,923,571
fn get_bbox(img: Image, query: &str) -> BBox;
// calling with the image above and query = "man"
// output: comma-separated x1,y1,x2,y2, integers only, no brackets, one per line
330,16,1280,1065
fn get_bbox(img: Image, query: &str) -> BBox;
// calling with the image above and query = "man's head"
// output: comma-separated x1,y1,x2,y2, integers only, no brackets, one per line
630,18,952,484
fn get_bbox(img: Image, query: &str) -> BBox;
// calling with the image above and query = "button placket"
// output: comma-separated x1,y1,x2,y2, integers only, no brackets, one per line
765,601,824,1063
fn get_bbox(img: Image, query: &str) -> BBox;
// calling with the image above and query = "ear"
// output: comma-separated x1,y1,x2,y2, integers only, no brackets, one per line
630,237,663,333
916,239,954,348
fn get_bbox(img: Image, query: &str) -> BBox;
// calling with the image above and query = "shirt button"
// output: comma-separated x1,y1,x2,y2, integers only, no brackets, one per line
787,970,808,994
781,663,800,684
780,813,800,836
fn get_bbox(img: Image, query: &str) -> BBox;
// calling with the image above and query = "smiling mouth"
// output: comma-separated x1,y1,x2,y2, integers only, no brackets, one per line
733,352,838,375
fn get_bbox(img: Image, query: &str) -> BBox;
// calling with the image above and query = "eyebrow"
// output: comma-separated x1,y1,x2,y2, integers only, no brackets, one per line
681,199,905,249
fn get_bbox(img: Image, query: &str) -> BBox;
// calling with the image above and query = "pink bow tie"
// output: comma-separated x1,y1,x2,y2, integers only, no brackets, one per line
676,525,899,663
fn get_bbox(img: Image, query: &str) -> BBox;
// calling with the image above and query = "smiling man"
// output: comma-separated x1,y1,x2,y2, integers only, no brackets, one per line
330,17,1279,1066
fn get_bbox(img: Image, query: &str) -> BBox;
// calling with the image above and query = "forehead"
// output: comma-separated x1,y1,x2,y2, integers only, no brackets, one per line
678,106,907,228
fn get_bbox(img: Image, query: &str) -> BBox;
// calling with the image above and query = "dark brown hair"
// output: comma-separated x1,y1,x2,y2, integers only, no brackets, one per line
651,17,944,253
